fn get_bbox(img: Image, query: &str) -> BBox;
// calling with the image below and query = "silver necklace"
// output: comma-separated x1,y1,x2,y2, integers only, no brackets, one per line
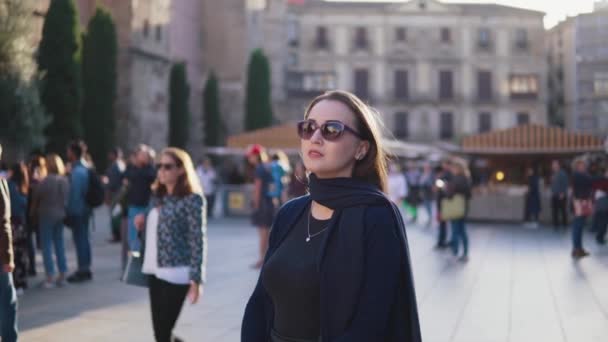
306,208,330,242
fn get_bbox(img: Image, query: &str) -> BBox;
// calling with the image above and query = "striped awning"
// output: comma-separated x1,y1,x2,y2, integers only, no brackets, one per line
462,124,604,154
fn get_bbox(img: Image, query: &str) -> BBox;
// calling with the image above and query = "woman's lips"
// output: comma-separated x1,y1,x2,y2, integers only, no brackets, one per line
308,150,323,158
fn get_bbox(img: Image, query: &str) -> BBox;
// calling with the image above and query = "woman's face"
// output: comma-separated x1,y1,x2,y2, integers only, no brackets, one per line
301,99,368,179
157,154,183,187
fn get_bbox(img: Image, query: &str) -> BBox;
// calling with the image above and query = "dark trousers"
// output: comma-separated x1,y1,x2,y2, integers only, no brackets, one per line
71,215,91,272
450,219,468,257
437,220,448,246
149,276,189,342
593,211,608,242
572,215,587,250
551,195,568,228
206,193,216,218
26,227,37,274
0,271,18,342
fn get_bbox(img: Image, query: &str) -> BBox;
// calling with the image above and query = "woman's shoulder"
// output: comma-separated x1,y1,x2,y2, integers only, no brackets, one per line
184,193,204,206
364,203,399,227
275,195,310,220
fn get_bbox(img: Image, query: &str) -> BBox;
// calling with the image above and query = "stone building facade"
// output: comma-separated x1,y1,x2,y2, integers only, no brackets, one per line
547,6,608,136
74,0,206,153
283,0,548,142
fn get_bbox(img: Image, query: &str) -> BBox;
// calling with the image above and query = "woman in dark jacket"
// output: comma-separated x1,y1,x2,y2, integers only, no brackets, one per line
7,163,30,291
242,90,421,342
524,167,541,228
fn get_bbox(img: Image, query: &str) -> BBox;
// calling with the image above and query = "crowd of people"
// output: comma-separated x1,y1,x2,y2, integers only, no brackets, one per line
0,141,208,342
387,158,473,262
0,87,605,341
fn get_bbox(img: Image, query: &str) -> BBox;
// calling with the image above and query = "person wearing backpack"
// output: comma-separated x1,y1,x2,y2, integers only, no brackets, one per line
122,145,156,253
65,141,93,283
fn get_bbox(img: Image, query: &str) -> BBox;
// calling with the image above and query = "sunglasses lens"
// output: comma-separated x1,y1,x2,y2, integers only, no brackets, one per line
157,163,175,170
322,122,344,140
297,121,315,140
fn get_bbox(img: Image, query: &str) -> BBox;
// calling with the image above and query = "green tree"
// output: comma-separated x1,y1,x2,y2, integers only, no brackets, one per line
244,49,273,131
203,71,223,146
168,62,190,149
82,6,117,171
37,0,82,153
0,0,50,158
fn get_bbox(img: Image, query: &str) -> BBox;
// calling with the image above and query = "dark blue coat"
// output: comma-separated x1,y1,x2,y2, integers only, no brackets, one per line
242,195,421,342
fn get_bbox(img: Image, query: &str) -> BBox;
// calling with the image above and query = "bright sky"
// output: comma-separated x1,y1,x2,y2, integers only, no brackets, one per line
327,0,597,28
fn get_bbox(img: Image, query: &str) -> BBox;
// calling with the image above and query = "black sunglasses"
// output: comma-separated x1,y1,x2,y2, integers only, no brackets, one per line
156,163,177,171
297,119,364,141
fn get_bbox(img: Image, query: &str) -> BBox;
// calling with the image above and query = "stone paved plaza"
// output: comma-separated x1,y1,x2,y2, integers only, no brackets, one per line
19,207,608,342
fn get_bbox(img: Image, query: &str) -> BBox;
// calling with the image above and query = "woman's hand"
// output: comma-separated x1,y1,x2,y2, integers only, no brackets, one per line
188,281,203,304
134,214,145,231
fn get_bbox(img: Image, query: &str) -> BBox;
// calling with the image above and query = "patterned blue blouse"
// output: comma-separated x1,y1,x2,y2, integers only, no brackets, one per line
150,193,207,283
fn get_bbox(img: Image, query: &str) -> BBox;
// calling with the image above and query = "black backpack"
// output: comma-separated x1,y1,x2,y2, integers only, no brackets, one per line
86,169,105,208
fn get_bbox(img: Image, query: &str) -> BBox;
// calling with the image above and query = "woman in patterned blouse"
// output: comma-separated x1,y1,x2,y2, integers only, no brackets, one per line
135,147,207,342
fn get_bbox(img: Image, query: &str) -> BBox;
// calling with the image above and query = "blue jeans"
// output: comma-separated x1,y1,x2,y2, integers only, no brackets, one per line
451,219,468,257
40,218,68,277
71,215,91,272
0,271,17,342
128,206,147,252
572,215,587,250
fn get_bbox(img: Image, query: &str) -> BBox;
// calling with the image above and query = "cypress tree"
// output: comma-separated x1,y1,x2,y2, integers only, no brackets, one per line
37,0,82,153
203,71,222,146
244,49,273,131
168,62,190,149
82,7,118,171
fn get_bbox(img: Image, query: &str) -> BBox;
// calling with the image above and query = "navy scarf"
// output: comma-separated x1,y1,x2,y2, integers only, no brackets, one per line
307,173,422,342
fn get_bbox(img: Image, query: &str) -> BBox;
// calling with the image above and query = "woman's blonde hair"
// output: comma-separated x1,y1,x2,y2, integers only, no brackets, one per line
46,154,65,176
152,147,202,197
304,90,389,192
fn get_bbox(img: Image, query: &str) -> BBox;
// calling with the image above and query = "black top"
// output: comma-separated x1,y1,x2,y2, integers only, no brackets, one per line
261,206,330,340
571,172,594,199
123,164,156,206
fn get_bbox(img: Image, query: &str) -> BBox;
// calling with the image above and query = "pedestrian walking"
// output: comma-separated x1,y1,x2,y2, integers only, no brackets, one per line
550,160,569,230
570,158,594,258
268,151,288,207
25,155,46,277
435,160,453,249
31,154,69,288
65,140,93,283
196,157,217,218
135,147,206,342
123,145,156,253
524,167,541,228
446,161,472,262
0,145,18,342
387,161,408,209
242,90,421,342
7,163,30,292
105,148,126,243
247,144,275,269
404,163,422,223
592,168,608,244
420,162,435,227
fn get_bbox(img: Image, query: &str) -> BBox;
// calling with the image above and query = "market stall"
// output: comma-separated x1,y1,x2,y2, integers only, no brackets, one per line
461,124,605,223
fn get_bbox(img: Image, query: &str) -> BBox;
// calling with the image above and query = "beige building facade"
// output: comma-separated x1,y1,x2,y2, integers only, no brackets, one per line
284,0,548,142
547,6,608,137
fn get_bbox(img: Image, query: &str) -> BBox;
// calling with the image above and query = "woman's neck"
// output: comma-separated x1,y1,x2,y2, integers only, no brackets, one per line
166,184,175,195
311,200,333,220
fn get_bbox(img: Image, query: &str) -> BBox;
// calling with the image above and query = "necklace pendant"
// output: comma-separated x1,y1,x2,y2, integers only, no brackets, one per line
306,237,311,242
